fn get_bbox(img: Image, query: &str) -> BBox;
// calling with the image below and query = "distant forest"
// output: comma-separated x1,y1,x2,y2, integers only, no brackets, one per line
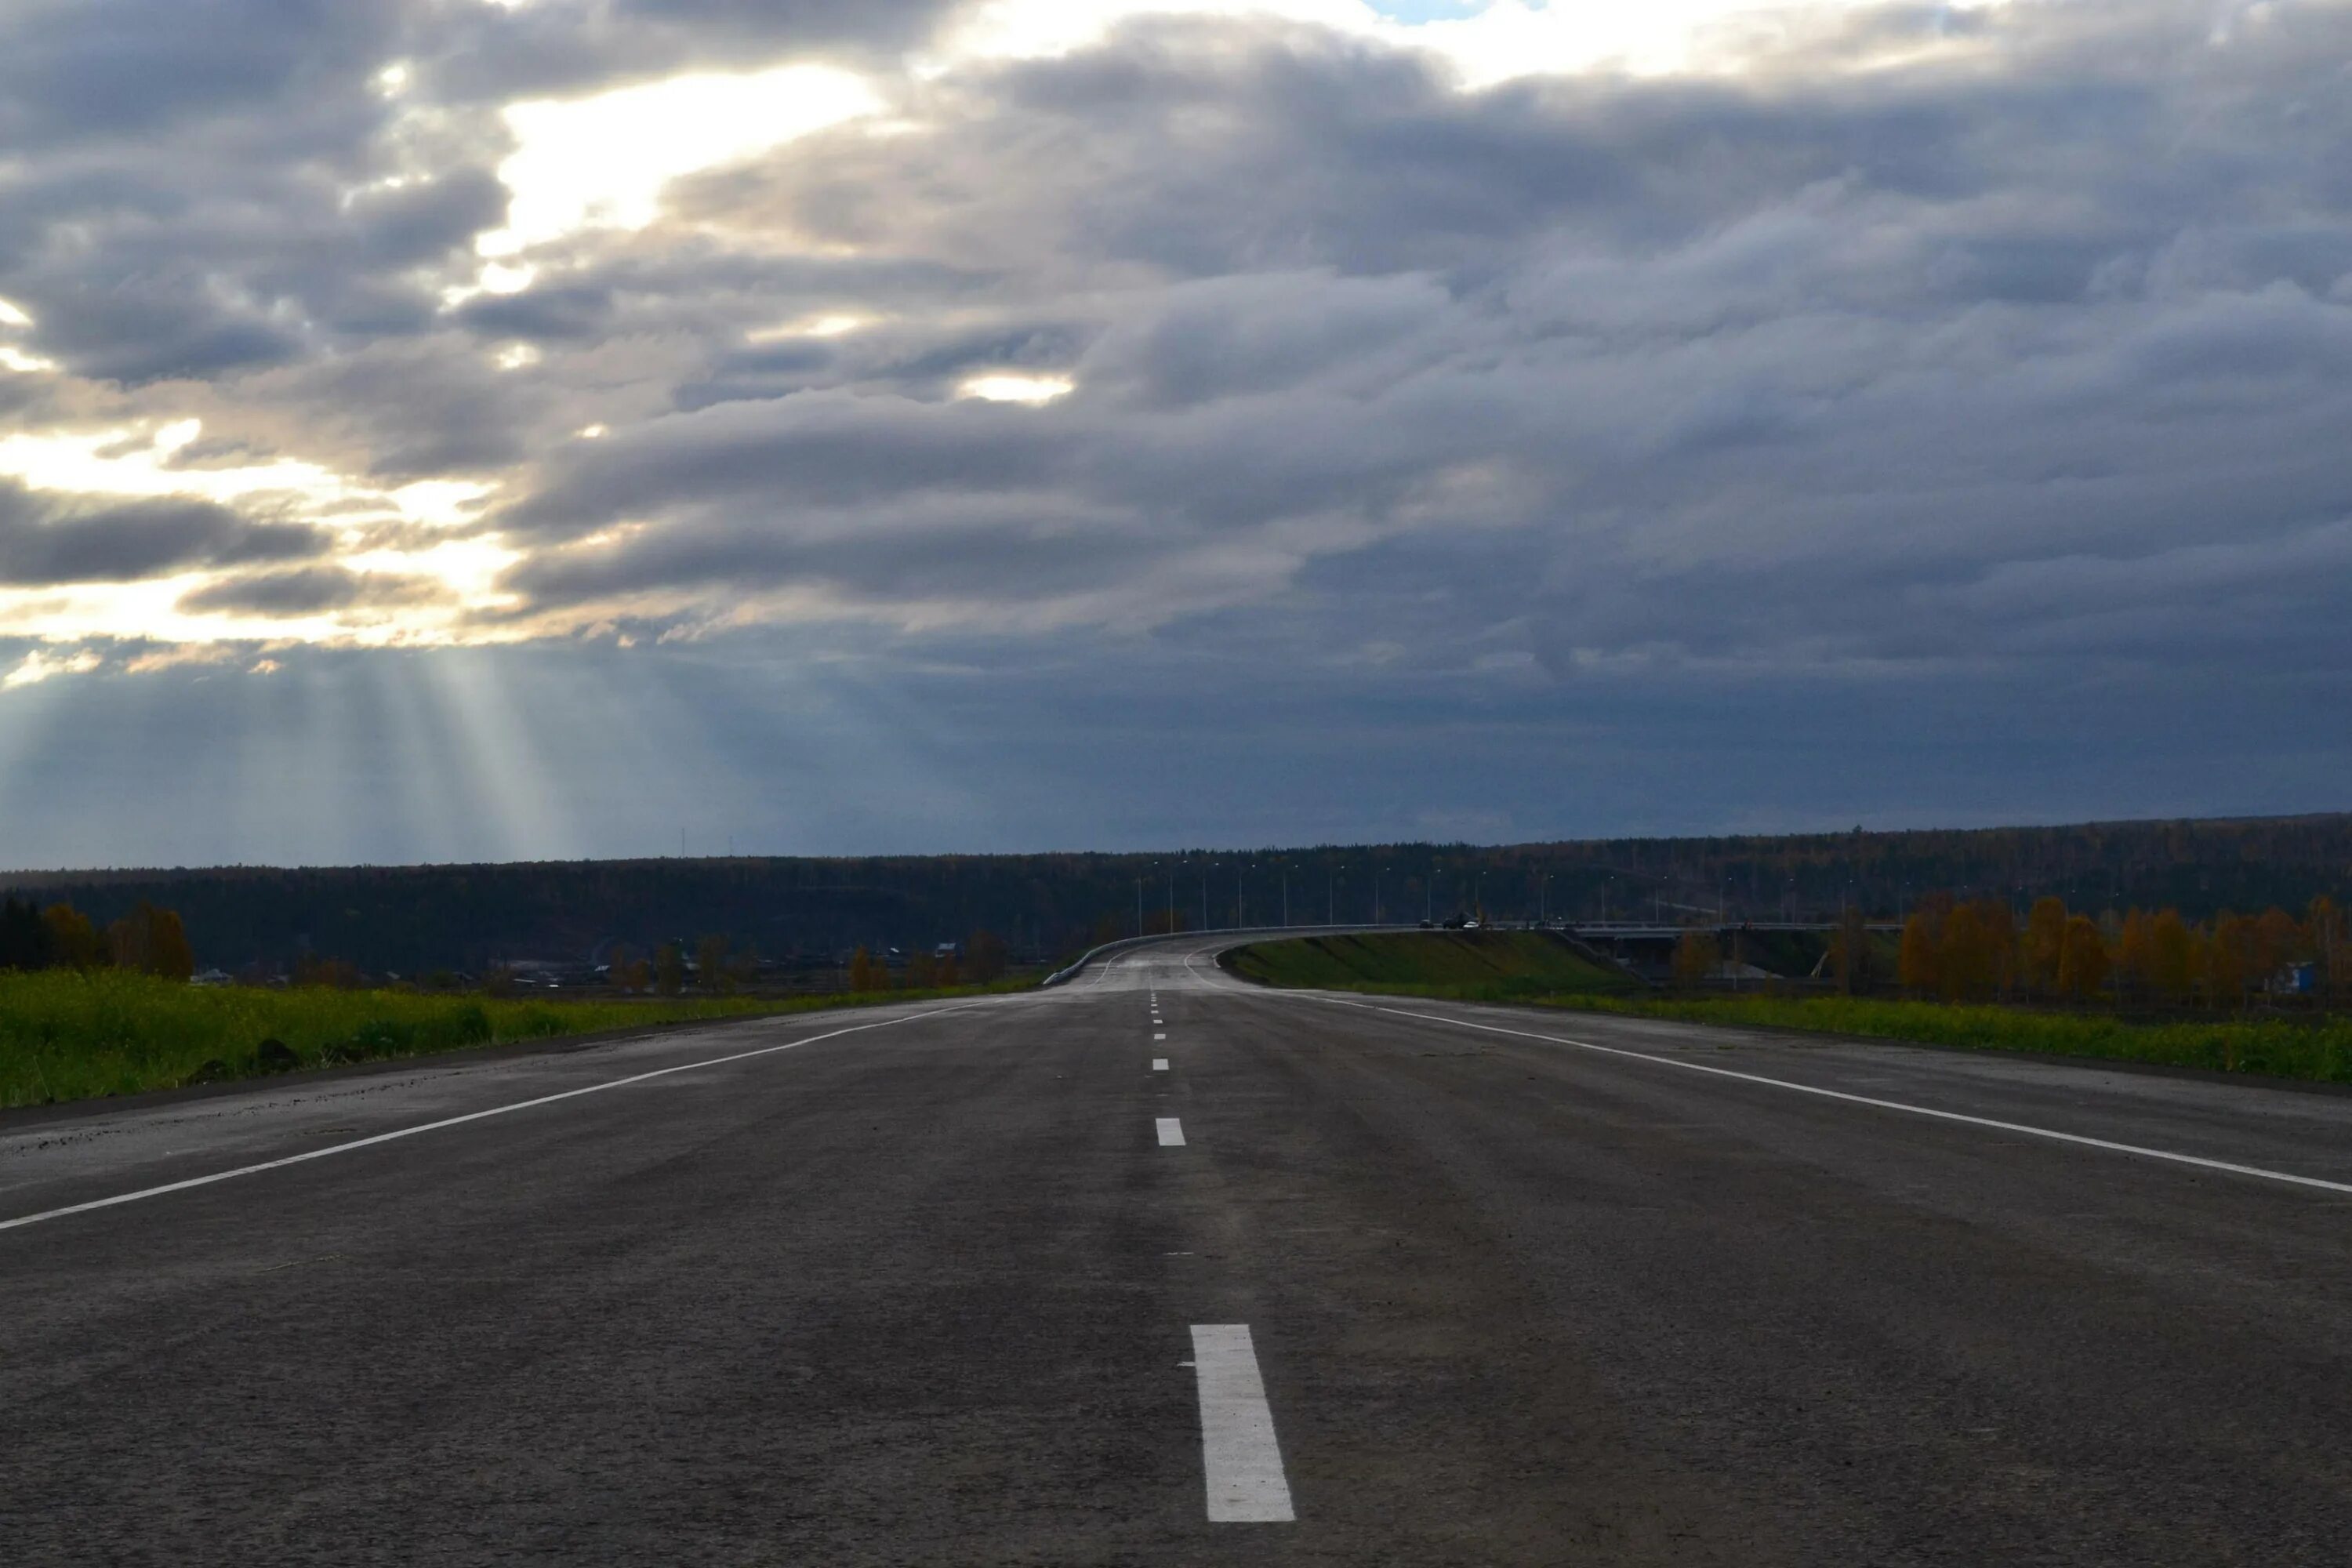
3,814,2347,978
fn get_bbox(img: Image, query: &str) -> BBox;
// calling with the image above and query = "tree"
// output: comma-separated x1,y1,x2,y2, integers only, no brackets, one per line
2148,909,2194,1004
2114,909,2154,1004
2253,906,2303,986
2206,913,2251,1007
966,929,1008,983
1976,899,2020,998
2022,896,2068,996
1671,929,1720,989
847,946,882,993
654,942,686,996
695,934,732,995
105,902,194,980
905,949,936,989
1938,902,1999,1002
1826,904,1871,993
1898,912,1941,997
0,896,50,971
2056,915,2111,1002
606,943,645,993
146,906,195,981
295,953,362,989
2314,896,2348,1004
42,903,104,970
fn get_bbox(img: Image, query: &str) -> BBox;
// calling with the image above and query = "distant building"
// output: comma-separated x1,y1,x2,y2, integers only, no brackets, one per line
2268,963,2318,996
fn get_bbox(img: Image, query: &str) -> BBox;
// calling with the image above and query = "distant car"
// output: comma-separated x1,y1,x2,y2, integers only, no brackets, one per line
1462,919,1480,931
1417,919,1433,929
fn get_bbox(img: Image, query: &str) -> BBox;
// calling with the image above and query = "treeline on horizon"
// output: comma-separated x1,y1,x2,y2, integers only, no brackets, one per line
1891,893,2347,1008
0,897,195,981
0,812,2344,979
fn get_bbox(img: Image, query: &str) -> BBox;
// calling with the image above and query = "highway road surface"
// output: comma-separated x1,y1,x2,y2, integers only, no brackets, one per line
5,935,2352,1563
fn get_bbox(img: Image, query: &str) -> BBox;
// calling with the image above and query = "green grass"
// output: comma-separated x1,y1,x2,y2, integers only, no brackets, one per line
1226,929,1639,999
1232,931,2352,1083
1537,993,2352,1083
0,970,1029,1109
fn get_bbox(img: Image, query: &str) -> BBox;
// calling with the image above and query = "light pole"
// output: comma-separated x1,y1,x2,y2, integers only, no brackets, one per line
1375,866,1384,925
1136,876,1144,940
1236,862,1245,929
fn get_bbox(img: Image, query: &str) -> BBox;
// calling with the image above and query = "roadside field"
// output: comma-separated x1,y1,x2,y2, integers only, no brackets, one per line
1232,931,2352,1083
0,970,1027,1109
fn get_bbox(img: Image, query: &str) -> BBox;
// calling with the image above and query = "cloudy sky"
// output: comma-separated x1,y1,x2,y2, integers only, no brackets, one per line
0,0,2346,867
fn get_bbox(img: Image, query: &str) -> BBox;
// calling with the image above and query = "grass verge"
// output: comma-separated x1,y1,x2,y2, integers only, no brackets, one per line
1534,993,2352,1083
0,970,1029,1110
1229,931,2352,1084
1225,929,1638,998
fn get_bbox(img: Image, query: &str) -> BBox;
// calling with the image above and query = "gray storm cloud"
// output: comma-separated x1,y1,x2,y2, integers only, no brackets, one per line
0,0,2348,859
0,482,325,586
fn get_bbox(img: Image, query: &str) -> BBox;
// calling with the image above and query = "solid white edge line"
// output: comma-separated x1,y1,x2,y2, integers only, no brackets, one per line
1317,996,2352,1198
0,1001,991,1235
1156,1116,1186,1146
1191,1323,1295,1523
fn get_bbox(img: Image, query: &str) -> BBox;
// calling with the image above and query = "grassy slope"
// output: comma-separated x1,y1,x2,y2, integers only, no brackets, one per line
1226,930,1638,998
1232,931,2352,1084
1545,993,2352,1083
0,971,1025,1109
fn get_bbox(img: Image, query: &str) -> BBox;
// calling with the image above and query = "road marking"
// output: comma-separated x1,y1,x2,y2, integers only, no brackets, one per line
1322,998,2352,1199
1157,1117,1186,1146
1155,1032,1167,1040
0,1003,989,1236
1153,1058,1170,1072
1190,1324,1294,1523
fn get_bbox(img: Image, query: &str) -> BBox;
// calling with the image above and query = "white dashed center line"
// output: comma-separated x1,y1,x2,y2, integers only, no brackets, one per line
1156,1117,1186,1146
1189,1324,1294,1523
1152,1058,1169,1072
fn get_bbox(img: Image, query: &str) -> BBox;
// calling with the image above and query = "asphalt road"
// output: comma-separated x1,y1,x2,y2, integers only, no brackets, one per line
5,936,2352,1564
